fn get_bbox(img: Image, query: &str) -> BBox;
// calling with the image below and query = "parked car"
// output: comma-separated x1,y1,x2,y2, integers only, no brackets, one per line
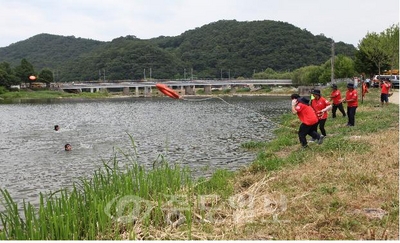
390,75,399,89
372,75,399,88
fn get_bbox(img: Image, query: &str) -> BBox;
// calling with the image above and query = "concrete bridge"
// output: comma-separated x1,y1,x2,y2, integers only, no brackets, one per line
53,79,293,97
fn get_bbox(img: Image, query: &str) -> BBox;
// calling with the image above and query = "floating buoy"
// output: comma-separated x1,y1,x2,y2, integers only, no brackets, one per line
155,83,180,99
29,75,36,81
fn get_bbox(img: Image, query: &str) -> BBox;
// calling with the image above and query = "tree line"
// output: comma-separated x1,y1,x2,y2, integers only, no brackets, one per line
254,24,399,85
0,20,398,89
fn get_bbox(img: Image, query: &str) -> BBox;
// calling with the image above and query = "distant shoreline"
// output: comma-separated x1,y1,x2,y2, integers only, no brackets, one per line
0,86,299,101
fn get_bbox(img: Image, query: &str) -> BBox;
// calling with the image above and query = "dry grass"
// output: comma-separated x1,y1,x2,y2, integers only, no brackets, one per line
257,127,399,240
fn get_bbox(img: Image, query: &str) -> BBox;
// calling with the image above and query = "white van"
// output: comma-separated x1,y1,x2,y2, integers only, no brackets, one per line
372,74,399,88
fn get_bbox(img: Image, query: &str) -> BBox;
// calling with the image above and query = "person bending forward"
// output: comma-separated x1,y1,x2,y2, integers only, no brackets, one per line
291,94,324,148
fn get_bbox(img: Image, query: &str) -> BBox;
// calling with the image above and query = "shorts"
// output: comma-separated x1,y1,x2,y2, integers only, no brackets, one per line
381,93,389,103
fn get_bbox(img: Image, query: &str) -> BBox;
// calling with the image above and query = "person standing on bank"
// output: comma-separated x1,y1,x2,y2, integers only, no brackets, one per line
310,89,332,137
380,78,391,106
342,83,358,127
291,94,324,148
330,84,346,118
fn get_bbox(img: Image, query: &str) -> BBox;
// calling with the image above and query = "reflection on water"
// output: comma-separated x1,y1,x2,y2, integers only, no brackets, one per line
0,96,289,205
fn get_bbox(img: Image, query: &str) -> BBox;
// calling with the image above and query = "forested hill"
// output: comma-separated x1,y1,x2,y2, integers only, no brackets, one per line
0,20,356,82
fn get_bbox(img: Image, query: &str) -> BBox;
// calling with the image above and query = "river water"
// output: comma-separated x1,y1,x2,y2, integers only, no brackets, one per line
0,96,289,205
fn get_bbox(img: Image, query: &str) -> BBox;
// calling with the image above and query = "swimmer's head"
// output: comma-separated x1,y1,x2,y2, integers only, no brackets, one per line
65,143,72,151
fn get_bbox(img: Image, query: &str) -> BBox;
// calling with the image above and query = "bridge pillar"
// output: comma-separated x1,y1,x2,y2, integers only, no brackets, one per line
144,86,152,97
204,85,211,94
135,87,139,97
123,87,130,95
185,85,195,95
184,86,190,95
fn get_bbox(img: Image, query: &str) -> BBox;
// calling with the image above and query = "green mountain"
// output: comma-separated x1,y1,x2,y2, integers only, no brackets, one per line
0,20,356,82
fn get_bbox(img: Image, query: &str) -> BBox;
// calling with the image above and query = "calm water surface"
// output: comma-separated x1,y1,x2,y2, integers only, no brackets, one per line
0,96,289,205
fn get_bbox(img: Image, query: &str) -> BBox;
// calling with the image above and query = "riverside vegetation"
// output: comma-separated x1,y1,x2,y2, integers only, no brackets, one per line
0,85,398,240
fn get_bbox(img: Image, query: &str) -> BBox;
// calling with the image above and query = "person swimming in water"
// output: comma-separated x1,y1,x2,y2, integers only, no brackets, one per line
64,143,72,151
54,125,60,131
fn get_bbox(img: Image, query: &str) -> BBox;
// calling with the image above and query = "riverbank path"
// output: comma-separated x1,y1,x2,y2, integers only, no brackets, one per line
391,89,399,105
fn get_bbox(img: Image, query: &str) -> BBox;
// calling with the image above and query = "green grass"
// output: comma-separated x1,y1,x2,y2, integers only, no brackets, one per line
0,90,111,100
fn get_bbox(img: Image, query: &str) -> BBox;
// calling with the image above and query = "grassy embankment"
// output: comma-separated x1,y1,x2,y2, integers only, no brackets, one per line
0,85,398,240
0,89,111,100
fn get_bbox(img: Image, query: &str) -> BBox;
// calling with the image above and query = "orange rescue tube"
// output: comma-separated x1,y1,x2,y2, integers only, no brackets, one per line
155,83,181,99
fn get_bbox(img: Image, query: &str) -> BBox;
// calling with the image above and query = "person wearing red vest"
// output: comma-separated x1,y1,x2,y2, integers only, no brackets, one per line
380,78,391,106
291,94,324,148
330,84,346,118
310,89,332,137
342,83,358,126
362,81,369,98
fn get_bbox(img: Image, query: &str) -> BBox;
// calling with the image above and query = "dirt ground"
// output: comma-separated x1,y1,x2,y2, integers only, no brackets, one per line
391,89,399,104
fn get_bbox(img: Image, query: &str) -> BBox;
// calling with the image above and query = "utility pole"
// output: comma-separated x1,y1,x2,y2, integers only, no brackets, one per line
331,40,335,83
149,67,152,80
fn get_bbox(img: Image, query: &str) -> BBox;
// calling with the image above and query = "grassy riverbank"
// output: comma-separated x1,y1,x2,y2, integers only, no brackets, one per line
0,86,398,240
0,89,112,100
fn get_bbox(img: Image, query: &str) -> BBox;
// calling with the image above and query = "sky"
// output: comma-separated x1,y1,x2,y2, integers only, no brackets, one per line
0,0,398,48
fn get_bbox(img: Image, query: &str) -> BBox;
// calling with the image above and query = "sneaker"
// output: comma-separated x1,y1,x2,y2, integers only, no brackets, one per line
317,135,325,144
309,138,316,143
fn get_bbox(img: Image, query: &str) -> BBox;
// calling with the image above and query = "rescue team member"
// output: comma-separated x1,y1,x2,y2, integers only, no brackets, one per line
362,80,369,98
310,89,332,137
329,84,346,118
291,94,324,149
380,78,391,106
342,83,358,127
